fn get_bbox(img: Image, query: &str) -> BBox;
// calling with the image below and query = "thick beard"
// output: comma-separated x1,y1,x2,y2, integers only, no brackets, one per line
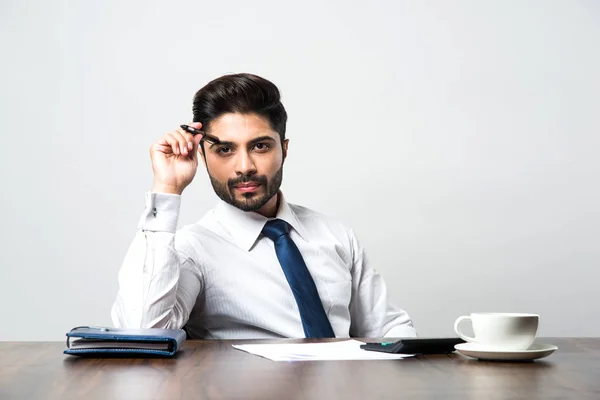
209,164,283,212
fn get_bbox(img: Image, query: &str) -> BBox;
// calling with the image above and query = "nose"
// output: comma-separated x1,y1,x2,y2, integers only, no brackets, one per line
234,149,257,177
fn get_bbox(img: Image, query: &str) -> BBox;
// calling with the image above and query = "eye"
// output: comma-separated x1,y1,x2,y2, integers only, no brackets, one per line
253,143,270,152
216,146,233,155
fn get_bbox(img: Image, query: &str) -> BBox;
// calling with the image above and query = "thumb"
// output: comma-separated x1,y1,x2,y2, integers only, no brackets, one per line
189,121,203,130
193,131,203,147
191,129,204,160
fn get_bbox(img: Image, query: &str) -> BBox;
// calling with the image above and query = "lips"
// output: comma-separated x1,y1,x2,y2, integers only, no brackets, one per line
235,183,260,188
234,182,261,193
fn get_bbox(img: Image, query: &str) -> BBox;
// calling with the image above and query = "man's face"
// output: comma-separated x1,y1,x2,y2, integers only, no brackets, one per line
200,112,288,212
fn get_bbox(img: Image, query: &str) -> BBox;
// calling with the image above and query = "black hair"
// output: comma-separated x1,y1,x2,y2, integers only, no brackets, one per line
192,73,287,150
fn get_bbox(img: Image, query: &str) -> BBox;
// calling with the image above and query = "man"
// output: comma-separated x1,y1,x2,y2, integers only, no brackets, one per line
112,73,416,339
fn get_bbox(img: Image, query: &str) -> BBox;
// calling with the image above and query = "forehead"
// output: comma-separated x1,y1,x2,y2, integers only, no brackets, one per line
209,113,279,143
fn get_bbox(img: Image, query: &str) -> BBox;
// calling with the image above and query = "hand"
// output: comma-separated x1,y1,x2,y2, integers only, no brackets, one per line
150,122,204,195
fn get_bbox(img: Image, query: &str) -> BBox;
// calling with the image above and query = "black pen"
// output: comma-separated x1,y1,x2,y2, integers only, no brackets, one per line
180,124,221,144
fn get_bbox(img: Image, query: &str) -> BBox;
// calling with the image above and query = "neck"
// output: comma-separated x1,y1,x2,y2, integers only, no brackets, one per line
255,192,280,218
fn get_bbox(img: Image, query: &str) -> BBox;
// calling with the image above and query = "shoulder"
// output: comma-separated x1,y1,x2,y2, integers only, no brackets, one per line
289,203,357,243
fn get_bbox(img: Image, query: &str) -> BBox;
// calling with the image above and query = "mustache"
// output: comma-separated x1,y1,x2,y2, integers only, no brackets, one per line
228,174,268,189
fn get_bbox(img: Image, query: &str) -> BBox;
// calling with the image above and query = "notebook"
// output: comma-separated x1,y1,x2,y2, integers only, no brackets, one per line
64,326,186,357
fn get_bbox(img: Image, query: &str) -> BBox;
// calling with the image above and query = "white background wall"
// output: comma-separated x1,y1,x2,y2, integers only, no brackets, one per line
1,0,598,341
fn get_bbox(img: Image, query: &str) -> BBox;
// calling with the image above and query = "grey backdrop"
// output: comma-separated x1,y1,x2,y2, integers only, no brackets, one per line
1,0,598,340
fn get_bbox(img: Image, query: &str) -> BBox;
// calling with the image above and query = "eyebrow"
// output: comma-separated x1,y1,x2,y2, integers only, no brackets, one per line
209,135,277,150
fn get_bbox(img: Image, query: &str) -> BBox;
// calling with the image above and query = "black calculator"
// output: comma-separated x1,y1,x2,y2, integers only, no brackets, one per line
360,337,465,354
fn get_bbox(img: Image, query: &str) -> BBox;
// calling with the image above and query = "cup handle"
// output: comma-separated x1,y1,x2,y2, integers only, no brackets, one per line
454,315,477,342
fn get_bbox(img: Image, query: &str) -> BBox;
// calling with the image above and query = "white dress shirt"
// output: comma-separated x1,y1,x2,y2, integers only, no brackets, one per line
111,192,416,339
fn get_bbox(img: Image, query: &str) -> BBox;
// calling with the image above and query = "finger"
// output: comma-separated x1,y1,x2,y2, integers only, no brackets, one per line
193,131,204,147
171,130,190,156
191,132,204,160
189,122,203,130
184,122,203,151
176,128,195,152
152,142,174,155
154,135,177,155
165,133,181,155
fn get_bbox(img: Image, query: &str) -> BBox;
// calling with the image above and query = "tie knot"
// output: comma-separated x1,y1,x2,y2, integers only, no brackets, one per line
262,219,290,241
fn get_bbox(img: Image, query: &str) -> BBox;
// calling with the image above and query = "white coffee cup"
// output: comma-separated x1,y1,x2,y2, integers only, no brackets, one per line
454,312,539,350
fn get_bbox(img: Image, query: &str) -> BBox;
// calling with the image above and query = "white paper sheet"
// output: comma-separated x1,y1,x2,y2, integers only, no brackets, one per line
232,339,414,361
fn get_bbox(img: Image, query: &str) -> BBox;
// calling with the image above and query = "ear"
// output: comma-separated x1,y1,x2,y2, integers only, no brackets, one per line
282,139,289,162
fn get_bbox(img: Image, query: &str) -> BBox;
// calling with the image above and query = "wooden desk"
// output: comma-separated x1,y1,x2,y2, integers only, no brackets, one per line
1,338,598,399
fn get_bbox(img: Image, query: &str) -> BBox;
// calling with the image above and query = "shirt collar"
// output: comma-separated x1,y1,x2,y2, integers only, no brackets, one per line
214,191,307,251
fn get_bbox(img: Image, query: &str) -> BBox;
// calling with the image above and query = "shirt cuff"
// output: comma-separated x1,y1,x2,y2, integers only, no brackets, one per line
138,192,181,233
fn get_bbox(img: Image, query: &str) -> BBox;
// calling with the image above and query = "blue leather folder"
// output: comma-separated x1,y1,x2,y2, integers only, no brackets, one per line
64,326,186,357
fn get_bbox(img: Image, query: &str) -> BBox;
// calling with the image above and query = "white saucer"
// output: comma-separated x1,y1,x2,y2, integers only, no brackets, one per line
454,343,558,361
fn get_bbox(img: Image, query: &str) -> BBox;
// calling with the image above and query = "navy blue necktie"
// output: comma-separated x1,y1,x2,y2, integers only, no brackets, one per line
262,219,335,338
